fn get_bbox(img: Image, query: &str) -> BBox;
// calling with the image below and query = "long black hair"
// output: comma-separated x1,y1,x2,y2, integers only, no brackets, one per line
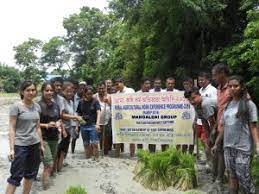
228,75,249,120
41,81,53,100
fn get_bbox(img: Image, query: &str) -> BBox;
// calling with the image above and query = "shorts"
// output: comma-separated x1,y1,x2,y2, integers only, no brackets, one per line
81,125,99,146
43,140,58,166
7,143,41,187
224,147,255,194
58,134,71,155
196,125,208,142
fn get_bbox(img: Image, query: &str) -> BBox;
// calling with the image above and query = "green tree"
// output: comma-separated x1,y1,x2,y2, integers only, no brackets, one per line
13,38,45,84
41,36,71,77
208,8,259,102
0,64,22,92
63,6,112,80
108,0,256,88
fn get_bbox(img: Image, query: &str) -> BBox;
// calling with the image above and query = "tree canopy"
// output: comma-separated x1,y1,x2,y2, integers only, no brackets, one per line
8,0,259,102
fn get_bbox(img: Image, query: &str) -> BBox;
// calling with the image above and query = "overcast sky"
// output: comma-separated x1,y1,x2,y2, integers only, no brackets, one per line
0,0,108,66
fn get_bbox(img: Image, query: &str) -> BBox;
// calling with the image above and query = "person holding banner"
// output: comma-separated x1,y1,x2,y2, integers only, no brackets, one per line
182,77,195,154
136,77,155,152
161,77,180,151
149,77,163,92
164,77,180,92
115,78,135,157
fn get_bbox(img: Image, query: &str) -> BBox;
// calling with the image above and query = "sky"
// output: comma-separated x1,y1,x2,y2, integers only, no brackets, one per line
0,0,108,66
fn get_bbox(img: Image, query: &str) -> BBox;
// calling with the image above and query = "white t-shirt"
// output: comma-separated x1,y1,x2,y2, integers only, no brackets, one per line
95,93,111,125
117,86,135,94
149,88,163,93
199,84,217,100
162,88,180,92
197,84,217,125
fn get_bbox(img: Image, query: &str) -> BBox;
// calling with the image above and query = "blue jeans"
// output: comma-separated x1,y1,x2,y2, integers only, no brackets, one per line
7,143,41,186
80,125,99,145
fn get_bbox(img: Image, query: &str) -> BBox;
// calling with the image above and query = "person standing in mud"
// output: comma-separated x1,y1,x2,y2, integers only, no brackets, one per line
38,82,61,189
212,75,259,194
77,86,101,159
211,63,231,185
51,77,64,109
182,76,195,154
71,81,86,154
114,78,135,157
184,87,217,169
94,81,112,156
57,81,81,171
6,80,44,194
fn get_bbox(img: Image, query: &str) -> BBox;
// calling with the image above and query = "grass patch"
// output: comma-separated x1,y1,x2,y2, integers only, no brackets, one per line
0,93,19,97
65,185,87,194
134,148,197,191
252,156,259,186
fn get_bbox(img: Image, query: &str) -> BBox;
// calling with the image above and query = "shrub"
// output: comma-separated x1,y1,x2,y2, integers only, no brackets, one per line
252,156,259,186
65,185,87,194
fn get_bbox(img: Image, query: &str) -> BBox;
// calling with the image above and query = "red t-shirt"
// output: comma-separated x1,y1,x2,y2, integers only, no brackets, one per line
217,83,231,132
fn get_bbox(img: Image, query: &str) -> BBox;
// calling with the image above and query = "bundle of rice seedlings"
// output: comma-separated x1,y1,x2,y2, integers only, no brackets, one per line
65,185,87,194
134,149,151,174
174,168,194,191
133,148,197,191
134,150,172,190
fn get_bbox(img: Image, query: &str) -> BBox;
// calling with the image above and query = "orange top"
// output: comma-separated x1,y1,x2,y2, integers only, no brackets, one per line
217,82,231,132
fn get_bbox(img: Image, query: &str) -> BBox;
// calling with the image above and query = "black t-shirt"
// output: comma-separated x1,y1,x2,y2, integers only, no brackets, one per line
77,98,101,125
38,99,60,140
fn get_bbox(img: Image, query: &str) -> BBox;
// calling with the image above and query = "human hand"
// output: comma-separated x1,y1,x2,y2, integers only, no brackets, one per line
75,127,79,134
96,125,101,132
8,149,15,161
75,116,83,121
103,97,109,103
211,145,217,156
48,121,56,128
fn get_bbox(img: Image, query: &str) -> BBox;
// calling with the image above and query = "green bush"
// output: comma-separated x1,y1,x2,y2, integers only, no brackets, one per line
252,156,259,186
134,148,197,191
65,185,87,194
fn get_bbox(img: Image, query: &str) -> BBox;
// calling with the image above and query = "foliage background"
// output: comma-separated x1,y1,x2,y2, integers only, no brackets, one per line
2,0,258,103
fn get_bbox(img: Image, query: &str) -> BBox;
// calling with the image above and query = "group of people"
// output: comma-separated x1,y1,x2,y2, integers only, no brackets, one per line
4,62,259,194
184,63,259,194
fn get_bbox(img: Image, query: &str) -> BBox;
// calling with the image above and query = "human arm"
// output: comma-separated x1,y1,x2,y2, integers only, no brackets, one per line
39,122,57,129
96,110,101,132
250,122,259,154
8,116,16,161
62,111,82,121
36,121,45,153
